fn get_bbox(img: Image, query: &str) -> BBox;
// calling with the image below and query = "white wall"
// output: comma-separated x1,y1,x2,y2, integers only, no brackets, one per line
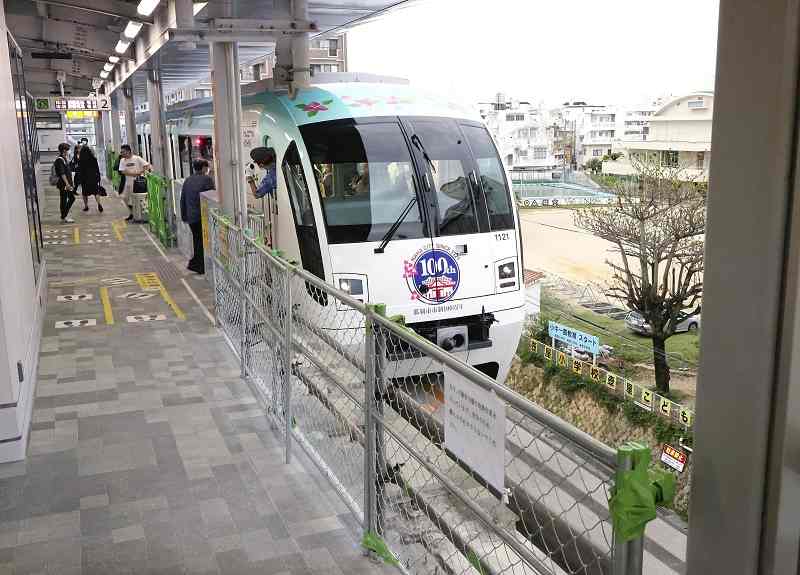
0,0,47,461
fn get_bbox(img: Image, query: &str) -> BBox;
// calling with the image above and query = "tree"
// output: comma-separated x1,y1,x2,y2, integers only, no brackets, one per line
574,157,706,394
585,158,603,174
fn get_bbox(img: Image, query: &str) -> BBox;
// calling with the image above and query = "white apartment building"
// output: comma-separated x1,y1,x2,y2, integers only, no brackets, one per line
603,91,713,181
480,94,560,177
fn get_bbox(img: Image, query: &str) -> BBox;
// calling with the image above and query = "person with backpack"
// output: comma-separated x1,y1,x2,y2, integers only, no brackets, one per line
52,143,75,223
78,145,104,212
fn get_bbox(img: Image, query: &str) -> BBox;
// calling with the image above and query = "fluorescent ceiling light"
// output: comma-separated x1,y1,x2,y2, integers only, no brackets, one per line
123,21,143,39
193,2,207,15
99,70,109,79
137,0,160,16
115,39,131,54
108,55,120,63
103,63,114,72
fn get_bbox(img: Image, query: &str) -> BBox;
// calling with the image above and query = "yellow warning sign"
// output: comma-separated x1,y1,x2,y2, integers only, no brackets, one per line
544,346,553,361
572,359,582,375
557,351,567,367
659,397,672,417
680,408,693,427
590,366,601,382
531,340,539,354
607,373,617,390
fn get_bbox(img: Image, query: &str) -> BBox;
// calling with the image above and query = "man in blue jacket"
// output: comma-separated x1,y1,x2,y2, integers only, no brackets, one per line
180,159,215,274
247,147,277,199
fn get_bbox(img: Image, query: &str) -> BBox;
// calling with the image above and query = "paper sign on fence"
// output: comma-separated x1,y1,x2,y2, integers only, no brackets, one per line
444,366,506,494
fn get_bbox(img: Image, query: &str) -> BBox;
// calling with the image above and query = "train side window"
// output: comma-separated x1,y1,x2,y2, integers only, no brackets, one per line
460,124,515,230
282,142,326,282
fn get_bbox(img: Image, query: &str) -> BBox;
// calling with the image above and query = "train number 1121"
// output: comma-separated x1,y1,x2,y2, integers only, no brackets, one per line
494,232,510,241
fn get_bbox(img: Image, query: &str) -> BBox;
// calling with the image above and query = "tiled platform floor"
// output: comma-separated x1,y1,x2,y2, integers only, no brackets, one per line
0,186,393,575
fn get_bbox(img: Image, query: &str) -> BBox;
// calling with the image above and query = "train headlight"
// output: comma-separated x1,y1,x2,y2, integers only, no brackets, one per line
498,262,516,280
338,278,364,296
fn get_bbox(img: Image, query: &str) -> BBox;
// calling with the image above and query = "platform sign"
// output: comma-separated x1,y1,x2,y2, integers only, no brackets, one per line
660,444,688,473
444,366,505,494
548,321,599,355
39,96,110,112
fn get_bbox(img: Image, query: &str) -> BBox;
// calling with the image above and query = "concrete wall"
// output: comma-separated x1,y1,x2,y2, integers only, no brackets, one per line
0,0,47,461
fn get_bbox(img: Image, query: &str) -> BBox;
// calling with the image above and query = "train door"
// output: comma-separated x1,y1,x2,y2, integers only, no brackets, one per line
401,117,495,302
178,135,191,178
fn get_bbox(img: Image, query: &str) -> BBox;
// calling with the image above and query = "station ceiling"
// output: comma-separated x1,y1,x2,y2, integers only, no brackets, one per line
3,0,416,99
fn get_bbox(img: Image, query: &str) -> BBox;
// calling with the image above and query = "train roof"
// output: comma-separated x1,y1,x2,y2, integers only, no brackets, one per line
262,82,480,126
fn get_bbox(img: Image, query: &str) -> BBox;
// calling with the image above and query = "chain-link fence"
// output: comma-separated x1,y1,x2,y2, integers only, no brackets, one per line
207,209,659,575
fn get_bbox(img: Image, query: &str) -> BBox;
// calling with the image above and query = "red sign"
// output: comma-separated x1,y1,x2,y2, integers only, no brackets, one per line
660,443,688,473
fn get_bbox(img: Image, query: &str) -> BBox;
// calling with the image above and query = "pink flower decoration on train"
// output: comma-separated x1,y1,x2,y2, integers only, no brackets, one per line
295,99,333,117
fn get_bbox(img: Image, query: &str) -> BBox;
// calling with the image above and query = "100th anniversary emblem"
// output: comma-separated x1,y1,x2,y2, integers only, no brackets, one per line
403,245,461,304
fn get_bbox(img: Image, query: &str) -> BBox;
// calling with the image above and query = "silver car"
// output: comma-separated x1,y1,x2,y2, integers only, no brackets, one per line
625,311,701,335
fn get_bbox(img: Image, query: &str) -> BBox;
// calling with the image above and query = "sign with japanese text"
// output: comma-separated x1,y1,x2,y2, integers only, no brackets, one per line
39,96,111,112
660,444,687,473
444,367,506,494
548,321,600,355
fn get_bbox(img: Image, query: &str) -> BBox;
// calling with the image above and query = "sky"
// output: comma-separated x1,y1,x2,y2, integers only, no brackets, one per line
347,0,720,109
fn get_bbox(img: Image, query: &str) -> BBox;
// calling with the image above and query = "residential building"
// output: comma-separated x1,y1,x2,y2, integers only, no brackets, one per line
163,34,347,106
603,91,713,181
480,94,561,177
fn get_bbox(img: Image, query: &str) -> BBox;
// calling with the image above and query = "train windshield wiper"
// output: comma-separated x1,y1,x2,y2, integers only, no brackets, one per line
374,195,418,254
411,133,436,174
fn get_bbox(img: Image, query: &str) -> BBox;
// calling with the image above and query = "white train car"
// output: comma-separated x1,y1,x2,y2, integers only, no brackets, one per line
139,79,525,382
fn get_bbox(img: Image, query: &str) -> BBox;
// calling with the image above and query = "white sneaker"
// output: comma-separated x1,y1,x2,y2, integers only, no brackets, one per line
62,217,75,223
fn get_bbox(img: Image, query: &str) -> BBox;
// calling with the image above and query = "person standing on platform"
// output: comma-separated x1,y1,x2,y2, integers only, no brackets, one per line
54,143,76,223
78,145,103,213
117,144,150,222
247,147,277,199
180,159,215,275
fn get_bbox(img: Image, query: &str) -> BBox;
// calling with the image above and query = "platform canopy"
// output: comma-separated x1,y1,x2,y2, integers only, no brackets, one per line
3,0,417,98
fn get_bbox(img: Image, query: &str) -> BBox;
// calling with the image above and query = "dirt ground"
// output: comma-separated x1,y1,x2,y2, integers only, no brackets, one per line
519,208,621,284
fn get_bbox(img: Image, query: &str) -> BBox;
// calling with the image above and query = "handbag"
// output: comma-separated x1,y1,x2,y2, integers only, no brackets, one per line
133,175,148,195
98,185,108,197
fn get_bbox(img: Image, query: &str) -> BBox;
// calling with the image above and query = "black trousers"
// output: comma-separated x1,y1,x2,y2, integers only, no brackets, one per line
188,221,205,273
59,186,75,219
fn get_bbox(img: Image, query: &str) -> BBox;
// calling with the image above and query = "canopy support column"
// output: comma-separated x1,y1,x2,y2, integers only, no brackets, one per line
146,66,170,177
121,81,137,153
210,41,246,224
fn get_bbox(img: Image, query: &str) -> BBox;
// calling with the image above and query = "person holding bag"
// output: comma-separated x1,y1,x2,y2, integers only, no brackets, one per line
117,144,151,222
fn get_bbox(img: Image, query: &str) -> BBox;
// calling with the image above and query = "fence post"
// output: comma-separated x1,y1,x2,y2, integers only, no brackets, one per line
283,265,293,464
612,447,645,575
363,311,378,538
239,234,249,379
374,319,387,535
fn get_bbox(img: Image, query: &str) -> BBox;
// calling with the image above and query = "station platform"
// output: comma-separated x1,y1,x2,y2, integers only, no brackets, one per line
0,186,392,575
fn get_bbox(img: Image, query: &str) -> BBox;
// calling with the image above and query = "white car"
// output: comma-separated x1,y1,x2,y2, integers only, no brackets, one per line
625,311,701,335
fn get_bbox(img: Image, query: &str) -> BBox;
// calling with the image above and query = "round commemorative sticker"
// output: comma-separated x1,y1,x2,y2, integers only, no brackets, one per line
405,247,461,304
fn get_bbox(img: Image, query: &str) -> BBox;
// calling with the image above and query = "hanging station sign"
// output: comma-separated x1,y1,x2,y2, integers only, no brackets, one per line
36,96,111,112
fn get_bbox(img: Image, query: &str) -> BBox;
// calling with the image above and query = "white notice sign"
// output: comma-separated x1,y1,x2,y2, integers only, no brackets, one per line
444,367,506,494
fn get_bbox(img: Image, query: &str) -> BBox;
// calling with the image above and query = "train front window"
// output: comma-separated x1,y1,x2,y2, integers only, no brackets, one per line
301,121,425,245
405,119,480,236
461,124,515,230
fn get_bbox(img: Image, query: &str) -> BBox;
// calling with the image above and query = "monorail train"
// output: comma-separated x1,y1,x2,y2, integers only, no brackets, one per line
136,77,525,382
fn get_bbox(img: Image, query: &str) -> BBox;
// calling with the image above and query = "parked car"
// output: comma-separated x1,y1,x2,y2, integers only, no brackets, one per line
625,311,701,335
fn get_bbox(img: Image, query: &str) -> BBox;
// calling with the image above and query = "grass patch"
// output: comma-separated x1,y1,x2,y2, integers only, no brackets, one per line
540,289,700,370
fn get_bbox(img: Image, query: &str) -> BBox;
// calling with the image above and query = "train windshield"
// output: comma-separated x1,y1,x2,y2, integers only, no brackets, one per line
301,120,425,245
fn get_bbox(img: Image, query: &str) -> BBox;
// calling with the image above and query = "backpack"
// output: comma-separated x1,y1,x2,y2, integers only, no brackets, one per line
49,158,63,186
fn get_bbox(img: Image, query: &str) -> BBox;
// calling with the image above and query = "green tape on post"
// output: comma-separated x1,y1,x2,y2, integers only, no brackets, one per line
361,531,400,566
609,441,676,542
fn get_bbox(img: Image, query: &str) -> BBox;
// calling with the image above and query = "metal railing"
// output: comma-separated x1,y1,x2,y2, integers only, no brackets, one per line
207,209,649,575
